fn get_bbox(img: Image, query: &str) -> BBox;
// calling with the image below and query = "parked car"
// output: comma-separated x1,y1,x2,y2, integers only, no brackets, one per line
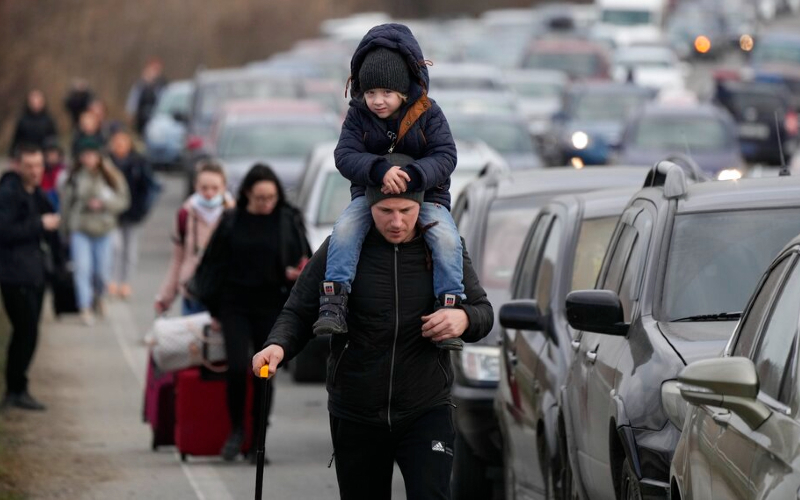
448,166,651,499
671,231,800,500
447,112,544,170
298,139,508,252
520,38,612,81
615,102,746,178
496,186,639,500
211,99,340,195
428,63,510,93
543,82,655,166
562,163,800,499
714,79,798,165
504,69,568,137
433,90,522,118
666,3,728,60
144,80,194,169
612,45,688,92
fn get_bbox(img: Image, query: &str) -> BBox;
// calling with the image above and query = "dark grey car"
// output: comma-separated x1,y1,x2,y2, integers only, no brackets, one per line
448,167,649,499
496,186,638,500
563,165,800,499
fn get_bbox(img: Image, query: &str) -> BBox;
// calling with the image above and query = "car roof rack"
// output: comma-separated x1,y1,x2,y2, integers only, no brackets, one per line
644,160,689,199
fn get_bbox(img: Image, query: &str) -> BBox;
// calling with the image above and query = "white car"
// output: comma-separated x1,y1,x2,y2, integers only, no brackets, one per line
504,69,568,136
427,63,510,94
612,44,689,92
299,140,509,251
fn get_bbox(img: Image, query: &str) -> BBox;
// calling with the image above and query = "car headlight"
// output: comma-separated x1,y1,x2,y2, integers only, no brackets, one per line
571,131,590,150
717,168,743,181
661,380,691,429
460,345,500,383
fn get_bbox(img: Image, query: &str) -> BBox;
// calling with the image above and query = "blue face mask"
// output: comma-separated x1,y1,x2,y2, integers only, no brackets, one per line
197,194,223,209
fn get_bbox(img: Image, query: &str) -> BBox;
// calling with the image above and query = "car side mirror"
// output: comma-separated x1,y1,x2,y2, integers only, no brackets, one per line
499,299,549,335
678,357,770,430
565,290,629,336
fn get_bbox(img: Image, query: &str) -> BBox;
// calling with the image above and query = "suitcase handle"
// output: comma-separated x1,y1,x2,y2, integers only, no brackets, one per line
258,365,269,379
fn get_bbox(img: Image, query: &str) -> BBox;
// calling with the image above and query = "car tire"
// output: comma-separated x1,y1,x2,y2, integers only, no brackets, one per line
452,430,493,500
620,458,643,500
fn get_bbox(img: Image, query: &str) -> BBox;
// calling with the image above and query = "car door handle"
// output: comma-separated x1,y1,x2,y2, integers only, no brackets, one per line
586,349,598,364
571,340,581,352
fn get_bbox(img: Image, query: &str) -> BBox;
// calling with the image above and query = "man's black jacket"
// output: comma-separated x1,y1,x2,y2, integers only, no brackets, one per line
265,228,493,429
0,172,55,286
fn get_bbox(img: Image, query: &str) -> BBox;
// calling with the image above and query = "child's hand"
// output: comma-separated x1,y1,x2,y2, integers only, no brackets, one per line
382,166,411,194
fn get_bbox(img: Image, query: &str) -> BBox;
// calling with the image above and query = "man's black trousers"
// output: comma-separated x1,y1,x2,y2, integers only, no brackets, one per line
330,405,455,500
0,284,45,395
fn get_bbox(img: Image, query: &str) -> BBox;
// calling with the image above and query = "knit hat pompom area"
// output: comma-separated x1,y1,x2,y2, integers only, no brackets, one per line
358,47,411,95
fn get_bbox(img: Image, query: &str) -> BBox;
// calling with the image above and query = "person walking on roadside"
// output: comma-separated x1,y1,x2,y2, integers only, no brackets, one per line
194,164,310,462
155,161,234,316
108,128,157,300
71,111,105,162
60,138,130,326
126,58,167,135
10,90,58,156
64,78,94,130
252,186,493,499
0,144,61,411
42,138,67,212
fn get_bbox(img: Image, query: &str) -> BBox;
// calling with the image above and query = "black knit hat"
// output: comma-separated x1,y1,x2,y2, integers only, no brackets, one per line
366,185,423,207
74,136,103,154
358,47,411,94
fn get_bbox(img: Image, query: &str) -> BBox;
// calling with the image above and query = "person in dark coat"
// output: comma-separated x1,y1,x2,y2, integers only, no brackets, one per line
0,144,61,411
126,58,167,135
193,164,310,462
64,78,94,129
9,90,58,156
70,110,105,161
252,186,494,499
109,128,157,299
314,24,465,352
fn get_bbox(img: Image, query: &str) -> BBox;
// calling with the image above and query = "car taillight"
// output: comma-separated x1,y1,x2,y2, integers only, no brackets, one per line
785,111,799,136
186,135,204,151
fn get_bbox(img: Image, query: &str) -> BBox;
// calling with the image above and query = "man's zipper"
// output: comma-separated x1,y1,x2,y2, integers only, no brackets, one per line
387,245,400,431
331,340,350,386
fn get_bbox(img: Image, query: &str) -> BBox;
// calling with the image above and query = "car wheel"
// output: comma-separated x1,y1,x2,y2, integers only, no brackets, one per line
620,458,643,500
452,430,493,500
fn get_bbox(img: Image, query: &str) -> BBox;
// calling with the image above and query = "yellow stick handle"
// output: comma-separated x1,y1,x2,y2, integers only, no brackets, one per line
259,365,270,379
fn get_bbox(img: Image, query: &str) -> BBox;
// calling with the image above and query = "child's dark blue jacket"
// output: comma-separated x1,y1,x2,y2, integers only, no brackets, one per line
333,23,458,210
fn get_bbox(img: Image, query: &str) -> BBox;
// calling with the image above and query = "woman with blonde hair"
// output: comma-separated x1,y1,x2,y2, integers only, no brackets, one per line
155,160,234,316
60,137,130,325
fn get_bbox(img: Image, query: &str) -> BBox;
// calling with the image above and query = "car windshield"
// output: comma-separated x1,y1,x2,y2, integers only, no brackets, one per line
662,208,800,321
435,96,517,115
432,77,499,91
571,216,619,291
751,41,800,66
601,9,652,26
509,80,564,98
616,51,673,68
217,122,338,158
198,79,297,120
573,92,648,121
633,116,729,150
728,92,785,115
155,86,192,116
316,172,352,225
450,119,537,155
523,52,603,78
481,200,540,290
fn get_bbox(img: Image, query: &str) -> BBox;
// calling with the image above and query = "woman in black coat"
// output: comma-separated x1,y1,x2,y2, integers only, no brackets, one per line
194,163,311,462
10,90,58,156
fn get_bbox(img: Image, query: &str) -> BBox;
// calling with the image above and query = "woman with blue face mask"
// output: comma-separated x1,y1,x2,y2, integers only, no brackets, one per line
155,161,233,316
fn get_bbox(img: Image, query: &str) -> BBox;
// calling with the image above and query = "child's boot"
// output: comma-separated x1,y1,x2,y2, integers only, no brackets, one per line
434,294,465,351
313,281,349,336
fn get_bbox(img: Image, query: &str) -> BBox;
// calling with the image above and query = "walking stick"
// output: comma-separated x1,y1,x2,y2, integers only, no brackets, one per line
255,365,270,500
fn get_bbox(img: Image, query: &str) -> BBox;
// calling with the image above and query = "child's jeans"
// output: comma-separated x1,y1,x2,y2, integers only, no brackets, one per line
325,196,465,298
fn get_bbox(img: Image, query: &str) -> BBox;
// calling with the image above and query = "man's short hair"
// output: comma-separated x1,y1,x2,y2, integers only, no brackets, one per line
13,143,43,161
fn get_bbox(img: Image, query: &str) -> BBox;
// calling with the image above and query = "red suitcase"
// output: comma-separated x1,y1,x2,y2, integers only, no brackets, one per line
143,354,175,450
174,367,254,461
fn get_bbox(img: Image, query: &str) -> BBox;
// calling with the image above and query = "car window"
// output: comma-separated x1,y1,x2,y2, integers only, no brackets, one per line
533,217,563,309
601,224,636,292
449,119,538,155
733,257,793,358
523,52,604,79
316,173,352,225
571,216,618,292
217,122,339,158
753,260,800,404
633,117,730,151
513,215,552,299
662,209,800,322
481,200,541,291
572,92,650,122
618,230,642,323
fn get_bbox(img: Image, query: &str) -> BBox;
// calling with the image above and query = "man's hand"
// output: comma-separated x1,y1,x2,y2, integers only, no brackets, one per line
210,317,222,332
252,344,284,378
382,166,410,194
154,298,168,315
41,213,60,231
421,308,469,343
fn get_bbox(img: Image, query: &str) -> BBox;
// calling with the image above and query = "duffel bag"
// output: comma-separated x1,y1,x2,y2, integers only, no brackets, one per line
148,313,226,372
